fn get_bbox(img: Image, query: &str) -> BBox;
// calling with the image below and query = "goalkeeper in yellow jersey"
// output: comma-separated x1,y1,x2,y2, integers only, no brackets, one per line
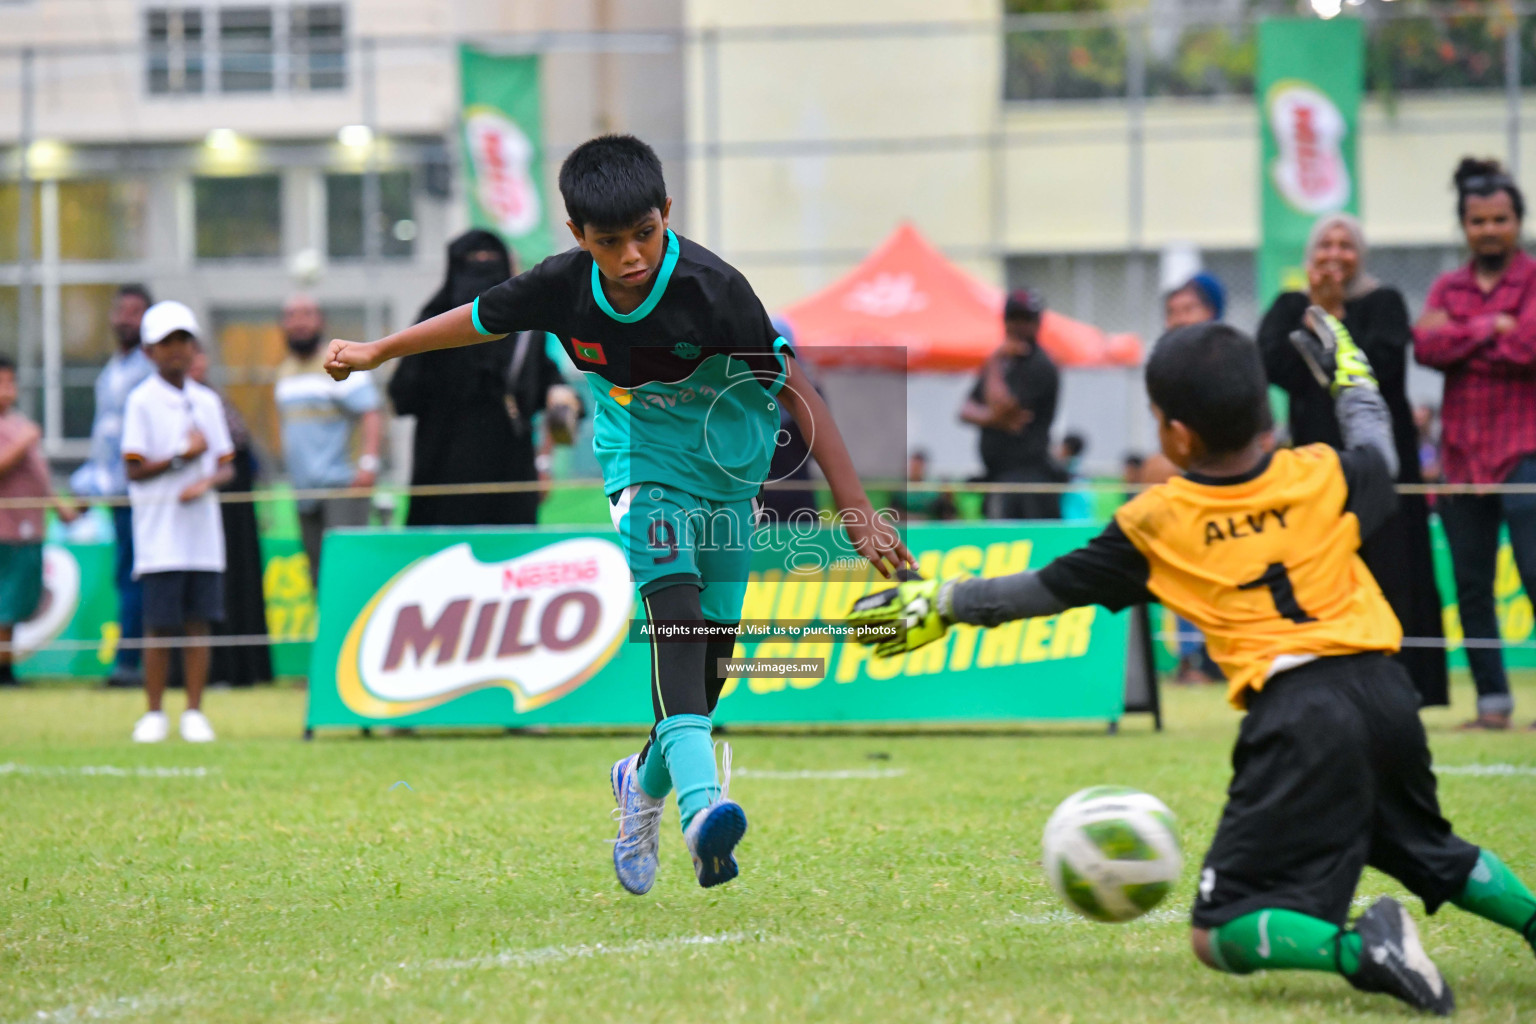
850,312,1535,1016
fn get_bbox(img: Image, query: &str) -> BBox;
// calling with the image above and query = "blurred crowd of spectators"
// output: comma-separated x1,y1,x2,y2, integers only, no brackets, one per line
4,155,1536,733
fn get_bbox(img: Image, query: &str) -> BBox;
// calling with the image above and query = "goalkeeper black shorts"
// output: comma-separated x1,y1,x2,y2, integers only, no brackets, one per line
1191,652,1479,930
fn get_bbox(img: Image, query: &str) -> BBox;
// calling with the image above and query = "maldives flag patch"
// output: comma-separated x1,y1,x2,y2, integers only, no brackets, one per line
572,338,607,365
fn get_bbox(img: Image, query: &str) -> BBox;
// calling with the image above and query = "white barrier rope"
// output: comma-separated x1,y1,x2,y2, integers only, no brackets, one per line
1,476,1529,511
0,632,1528,655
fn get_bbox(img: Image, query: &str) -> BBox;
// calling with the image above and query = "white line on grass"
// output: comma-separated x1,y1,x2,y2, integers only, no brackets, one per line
1435,764,1536,777
7,992,187,1024
408,932,749,972
0,763,216,778
991,906,1188,927
733,768,907,780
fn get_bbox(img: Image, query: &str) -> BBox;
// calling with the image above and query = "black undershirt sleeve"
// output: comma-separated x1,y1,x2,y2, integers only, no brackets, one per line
1036,519,1155,613
948,520,1154,628
1338,446,1398,541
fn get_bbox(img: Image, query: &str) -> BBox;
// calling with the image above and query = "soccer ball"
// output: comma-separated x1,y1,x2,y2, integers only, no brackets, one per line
1041,786,1183,923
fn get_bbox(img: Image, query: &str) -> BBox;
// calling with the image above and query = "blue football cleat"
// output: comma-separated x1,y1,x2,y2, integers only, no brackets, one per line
681,742,747,888
610,753,664,896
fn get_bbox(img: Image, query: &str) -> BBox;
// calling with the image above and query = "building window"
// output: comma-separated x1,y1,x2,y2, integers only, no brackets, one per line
58,181,151,262
146,7,206,95
219,6,275,93
291,4,346,91
145,4,345,96
194,175,283,260
325,172,415,261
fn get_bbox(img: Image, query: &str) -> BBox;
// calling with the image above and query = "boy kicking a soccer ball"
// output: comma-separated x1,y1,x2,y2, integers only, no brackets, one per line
326,135,910,894
850,313,1535,1015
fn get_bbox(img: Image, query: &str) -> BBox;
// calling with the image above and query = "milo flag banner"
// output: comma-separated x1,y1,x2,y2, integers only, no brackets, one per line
459,47,553,266
1257,18,1363,304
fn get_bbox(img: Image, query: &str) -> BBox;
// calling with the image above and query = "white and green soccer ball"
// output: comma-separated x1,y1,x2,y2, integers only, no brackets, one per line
1041,786,1183,923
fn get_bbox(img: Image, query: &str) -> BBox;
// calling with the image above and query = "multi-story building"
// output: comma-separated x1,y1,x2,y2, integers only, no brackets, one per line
0,0,683,458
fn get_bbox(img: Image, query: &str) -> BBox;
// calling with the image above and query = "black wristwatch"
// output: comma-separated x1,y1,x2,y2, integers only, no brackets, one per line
169,455,187,471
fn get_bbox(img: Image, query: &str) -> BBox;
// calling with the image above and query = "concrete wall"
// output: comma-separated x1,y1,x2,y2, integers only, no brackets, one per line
674,3,1522,311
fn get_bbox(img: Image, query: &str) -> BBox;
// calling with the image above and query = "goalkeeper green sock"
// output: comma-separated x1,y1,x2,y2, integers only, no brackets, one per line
1210,910,1360,975
1452,849,1536,949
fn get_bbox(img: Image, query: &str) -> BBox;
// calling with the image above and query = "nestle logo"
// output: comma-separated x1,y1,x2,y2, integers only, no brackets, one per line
503,558,600,591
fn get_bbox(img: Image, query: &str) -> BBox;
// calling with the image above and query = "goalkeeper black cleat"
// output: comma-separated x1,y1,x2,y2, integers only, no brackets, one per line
1346,897,1454,1017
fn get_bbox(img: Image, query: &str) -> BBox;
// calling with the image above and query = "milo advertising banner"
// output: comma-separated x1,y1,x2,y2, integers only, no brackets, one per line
1256,18,1364,304
459,47,553,267
303,524,1132,732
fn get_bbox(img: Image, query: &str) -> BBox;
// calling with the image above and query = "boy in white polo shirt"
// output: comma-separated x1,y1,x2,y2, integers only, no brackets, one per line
121,301,234,744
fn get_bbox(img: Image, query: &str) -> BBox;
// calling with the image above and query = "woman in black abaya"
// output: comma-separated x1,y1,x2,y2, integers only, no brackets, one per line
389,230,567,527
1257,213,1448,706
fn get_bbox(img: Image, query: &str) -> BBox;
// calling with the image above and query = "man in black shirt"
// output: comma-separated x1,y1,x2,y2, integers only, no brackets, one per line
960,289,1061,518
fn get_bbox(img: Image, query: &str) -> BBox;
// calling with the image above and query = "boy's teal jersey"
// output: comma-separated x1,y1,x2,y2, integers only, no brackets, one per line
472,230,794,501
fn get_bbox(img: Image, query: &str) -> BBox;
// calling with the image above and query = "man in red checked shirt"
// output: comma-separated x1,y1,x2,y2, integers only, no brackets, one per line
1414,156,1536,731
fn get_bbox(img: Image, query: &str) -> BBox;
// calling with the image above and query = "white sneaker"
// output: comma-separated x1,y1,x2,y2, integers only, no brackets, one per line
132,711,168,743
179,709,216,743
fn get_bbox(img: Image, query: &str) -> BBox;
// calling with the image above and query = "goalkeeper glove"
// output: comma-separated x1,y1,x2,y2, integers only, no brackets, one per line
1288,305,1378,396
847,573,955,658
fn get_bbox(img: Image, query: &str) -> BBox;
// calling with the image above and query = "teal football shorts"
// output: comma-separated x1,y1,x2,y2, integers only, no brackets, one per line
607,483,759,624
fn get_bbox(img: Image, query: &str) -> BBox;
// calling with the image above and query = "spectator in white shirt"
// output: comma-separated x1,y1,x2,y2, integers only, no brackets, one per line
121,302,234,744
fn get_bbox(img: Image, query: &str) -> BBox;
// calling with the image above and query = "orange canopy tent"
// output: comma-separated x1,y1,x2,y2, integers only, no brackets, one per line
779,223,1142,372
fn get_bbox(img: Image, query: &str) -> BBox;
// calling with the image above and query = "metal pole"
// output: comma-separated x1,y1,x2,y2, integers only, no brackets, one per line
40,180,62,449
1125,18,1149,456
16,47,36,421
703,27,722,252
1126,16,1146,259
362,35,383,342
1506,12,1522,180
990,21,1006,261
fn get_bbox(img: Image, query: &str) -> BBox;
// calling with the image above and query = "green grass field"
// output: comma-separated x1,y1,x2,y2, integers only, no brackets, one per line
1,677,1533,1023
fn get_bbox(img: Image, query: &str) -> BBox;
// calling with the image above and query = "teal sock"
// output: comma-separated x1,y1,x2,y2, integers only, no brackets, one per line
1452,849,1536,948
1211,909,1360,975
635,742,672,800
654,713,717,830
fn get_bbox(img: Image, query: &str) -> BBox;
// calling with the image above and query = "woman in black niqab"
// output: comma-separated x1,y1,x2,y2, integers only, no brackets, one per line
389,229,562,526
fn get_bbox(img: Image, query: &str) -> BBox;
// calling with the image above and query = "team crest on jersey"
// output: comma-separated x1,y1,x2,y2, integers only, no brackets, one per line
672,341,701,360
572,338,607,365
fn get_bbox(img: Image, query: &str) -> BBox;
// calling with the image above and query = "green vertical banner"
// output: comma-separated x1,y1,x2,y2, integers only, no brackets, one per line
459,47,553,267
1257,18,1363,305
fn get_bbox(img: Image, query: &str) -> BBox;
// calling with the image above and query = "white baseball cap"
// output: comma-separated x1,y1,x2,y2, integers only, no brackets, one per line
140,300,201,346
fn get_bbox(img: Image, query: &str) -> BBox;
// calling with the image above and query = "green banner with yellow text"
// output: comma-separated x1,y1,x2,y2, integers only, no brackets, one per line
14,538,315,680
303,524,1132,731
459,47,553,268
1257,18,1363,305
